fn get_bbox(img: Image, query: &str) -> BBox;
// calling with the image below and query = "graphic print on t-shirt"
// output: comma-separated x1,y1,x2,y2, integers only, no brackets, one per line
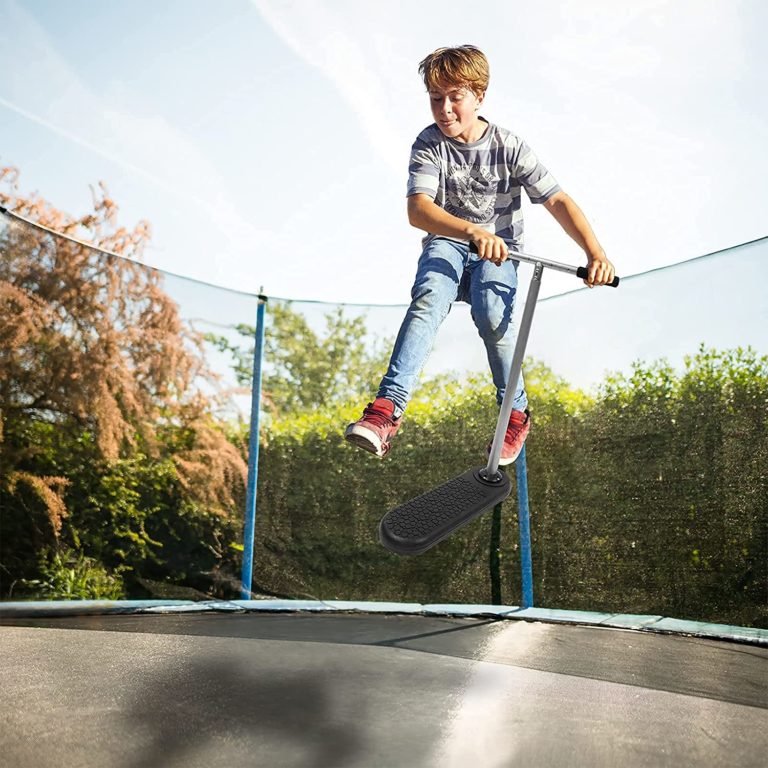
446,161,498,220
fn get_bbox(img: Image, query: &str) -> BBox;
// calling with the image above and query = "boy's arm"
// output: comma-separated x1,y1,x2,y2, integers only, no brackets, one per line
407,194,509,266
542,190,615,287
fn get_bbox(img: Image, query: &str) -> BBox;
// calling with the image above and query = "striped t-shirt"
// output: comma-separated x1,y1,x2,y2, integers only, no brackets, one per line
407,119,560,249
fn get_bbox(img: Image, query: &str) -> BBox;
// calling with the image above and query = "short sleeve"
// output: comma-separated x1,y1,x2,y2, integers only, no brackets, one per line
511,140,560,204
407,136,439,199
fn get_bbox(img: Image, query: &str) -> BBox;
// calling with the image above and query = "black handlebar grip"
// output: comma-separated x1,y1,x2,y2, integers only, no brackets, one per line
577,267,620,287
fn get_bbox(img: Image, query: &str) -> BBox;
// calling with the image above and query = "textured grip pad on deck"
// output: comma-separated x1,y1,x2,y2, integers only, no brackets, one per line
379,467,512,556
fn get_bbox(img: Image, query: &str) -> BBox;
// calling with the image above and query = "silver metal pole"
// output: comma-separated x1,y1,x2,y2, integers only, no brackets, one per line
484,262,544,477
506,248,580,277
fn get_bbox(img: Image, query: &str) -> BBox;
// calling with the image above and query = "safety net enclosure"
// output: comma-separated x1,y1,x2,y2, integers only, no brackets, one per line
1,203,767,630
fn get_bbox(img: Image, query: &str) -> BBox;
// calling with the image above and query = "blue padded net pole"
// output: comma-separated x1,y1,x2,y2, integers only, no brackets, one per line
515,443,534,608
241,293,267,600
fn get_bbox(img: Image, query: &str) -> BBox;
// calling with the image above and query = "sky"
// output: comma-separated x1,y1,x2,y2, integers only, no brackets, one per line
0,0,766,305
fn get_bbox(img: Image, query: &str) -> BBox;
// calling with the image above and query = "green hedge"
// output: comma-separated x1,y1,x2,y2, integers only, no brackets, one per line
4,347,765,628
251,348,768,628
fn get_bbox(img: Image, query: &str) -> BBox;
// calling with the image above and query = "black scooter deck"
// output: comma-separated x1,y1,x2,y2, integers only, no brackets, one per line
379,467,512,555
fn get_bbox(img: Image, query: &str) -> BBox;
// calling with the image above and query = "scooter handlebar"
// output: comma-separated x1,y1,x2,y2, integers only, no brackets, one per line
468,241,620,287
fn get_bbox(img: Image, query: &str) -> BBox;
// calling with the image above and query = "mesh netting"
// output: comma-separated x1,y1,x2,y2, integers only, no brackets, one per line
1,206,766,626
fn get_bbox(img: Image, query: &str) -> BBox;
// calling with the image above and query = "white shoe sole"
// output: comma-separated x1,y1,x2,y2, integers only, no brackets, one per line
487,444,524,466
344,424,386,458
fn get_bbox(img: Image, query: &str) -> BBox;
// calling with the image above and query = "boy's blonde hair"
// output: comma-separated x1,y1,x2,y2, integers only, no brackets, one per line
418,45,489,96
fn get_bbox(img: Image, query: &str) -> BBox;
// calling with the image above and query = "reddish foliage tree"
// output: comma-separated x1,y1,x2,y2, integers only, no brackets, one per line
0,168,246,554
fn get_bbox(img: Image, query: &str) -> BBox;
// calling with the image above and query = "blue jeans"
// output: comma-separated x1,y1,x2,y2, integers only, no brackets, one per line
378,237,527,416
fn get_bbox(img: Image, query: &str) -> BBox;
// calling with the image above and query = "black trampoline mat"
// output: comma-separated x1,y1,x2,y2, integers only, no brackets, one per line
2,613,767,767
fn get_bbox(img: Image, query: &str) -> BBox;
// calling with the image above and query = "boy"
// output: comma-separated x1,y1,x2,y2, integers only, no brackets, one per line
345,45,614,462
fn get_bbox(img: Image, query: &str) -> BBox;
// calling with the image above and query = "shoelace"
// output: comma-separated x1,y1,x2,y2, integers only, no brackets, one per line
362,403,395,429
506,412,528,437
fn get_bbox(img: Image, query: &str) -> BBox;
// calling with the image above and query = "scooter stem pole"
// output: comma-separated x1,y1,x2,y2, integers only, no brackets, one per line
485,262,544,477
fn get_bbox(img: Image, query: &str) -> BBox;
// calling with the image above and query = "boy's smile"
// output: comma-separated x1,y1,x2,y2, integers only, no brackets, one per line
429,85,486,143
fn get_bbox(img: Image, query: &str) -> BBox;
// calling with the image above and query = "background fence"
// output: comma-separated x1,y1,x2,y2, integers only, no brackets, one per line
1,204,766,627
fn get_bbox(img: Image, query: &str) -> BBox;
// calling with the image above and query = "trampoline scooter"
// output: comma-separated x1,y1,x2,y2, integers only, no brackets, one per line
379,244,620,556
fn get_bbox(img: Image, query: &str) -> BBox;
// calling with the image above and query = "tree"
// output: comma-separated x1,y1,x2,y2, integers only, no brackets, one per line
0,167,247,595
209,302,394,416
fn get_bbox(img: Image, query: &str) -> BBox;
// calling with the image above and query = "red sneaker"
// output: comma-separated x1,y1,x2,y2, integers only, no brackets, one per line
487,409,531,466
344,398,402,458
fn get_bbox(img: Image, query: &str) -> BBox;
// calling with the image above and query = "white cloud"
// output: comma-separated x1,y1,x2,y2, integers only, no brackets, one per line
0,0,270,269
252,0,418,177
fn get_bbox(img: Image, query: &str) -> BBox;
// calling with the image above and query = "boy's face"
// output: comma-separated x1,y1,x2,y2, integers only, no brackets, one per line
428,83,485,142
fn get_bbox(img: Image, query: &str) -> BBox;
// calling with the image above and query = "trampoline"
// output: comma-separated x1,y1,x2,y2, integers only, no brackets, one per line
2,600,767,767
2,183,768,768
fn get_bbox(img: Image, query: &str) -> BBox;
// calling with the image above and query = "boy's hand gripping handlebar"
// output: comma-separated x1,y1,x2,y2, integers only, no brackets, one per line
469,242,620,287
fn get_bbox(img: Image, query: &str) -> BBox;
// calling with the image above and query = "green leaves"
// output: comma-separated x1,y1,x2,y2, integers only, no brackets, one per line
213,302,394,416
19,548,126,601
